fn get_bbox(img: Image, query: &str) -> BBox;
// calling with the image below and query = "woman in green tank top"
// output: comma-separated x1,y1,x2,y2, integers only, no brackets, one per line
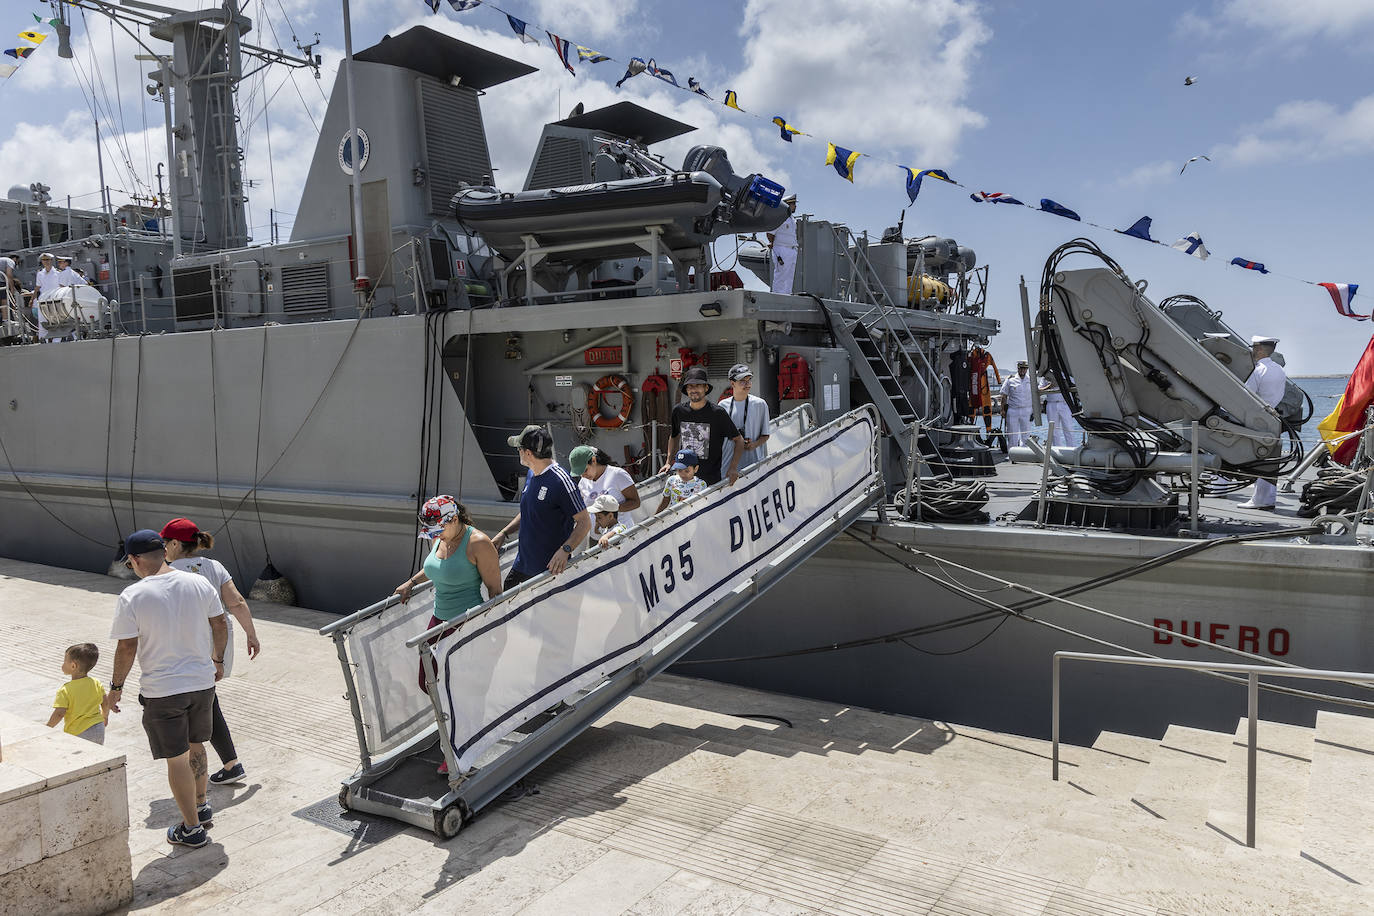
395,496,503,695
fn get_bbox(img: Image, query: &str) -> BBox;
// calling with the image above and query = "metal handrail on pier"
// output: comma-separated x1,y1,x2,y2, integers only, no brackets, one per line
1051,651,1374,848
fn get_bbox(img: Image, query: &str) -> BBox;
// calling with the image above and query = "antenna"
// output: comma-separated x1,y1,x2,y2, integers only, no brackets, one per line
294,32,323,79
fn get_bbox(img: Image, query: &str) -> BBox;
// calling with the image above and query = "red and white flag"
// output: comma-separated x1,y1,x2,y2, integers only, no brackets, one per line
1319,283,1365,320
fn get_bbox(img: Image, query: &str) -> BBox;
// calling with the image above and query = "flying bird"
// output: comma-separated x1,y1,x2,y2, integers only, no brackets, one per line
1184,76,1198,86
1180,155,1211,174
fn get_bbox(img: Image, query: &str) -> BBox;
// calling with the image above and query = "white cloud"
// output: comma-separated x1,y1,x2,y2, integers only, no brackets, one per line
1215,93,1374,165
729,0,989,173
1218,0,1374,39
529,0,644,41
1115,160,1178,188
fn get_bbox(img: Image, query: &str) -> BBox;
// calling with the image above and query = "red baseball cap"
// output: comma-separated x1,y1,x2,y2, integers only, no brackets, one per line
159,517,200,541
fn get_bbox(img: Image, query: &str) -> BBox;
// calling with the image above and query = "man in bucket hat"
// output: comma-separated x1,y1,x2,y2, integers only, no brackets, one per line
661,365,745,486
106,529,227,848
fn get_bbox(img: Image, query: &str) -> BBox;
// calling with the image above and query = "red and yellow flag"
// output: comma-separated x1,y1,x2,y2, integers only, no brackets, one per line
1317,332,1374,464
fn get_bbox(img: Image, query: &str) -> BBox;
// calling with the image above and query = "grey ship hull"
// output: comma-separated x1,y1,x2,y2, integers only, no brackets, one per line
4,316,1370,745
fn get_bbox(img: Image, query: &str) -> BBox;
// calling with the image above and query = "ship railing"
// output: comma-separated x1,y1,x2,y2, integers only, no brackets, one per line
1051,651,1374,849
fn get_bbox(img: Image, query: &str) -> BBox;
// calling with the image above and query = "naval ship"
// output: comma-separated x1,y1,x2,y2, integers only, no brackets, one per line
2,4,1371,747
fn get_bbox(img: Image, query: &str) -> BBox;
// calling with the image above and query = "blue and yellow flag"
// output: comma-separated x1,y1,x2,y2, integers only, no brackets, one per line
575,45,609,63
772,116,802,142
903,167,954,205
826,143,861,182
724,90,743,111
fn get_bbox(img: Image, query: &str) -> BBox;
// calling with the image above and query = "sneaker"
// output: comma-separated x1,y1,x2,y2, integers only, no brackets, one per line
1237,501,1275,511
208,763,246,785
167,823,210,848
197,803,213,828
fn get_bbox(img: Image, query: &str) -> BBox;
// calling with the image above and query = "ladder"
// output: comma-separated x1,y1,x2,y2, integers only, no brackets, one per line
321,406,884,838
824,303,951,473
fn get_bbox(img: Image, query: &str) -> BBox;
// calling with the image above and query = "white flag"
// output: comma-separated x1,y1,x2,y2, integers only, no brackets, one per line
1171,231,1209,260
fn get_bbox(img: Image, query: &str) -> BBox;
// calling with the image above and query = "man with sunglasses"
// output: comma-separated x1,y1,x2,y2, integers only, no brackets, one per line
107,529,227,848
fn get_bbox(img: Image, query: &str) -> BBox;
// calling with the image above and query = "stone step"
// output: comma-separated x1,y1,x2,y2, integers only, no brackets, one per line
1128,723,1234,828
1061,729,1157,799
1300,710,1374,887
1203,717,1314,855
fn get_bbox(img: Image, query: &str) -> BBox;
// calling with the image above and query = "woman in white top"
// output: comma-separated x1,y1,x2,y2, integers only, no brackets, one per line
569,446,641,513
160,517,260,785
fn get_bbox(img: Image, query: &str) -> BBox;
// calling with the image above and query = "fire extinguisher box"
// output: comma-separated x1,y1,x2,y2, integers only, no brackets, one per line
778,346,849,425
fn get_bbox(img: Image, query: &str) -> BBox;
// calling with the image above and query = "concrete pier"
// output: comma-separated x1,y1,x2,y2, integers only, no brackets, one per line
1,558,1371,914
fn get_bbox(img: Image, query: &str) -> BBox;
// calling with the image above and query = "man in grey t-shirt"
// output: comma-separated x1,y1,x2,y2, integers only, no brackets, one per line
107,529,227,848
719,364,770,472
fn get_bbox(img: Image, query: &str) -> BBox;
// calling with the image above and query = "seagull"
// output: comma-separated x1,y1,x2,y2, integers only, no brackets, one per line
1180,155,1211,174
1184,76,1198,86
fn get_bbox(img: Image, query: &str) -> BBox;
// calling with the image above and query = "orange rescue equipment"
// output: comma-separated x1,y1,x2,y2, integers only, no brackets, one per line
588,374,635,428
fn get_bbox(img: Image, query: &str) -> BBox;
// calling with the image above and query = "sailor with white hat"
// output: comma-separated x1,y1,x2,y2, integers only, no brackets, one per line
999,359,1034,447
1239,335,1287,510
54,253,87,288
31,252,60,341
767,194,799,296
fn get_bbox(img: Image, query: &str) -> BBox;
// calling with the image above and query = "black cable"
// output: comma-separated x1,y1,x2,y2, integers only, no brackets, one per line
250,327,271,562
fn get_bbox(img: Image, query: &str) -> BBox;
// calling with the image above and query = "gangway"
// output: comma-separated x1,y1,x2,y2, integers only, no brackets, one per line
319,404,884,837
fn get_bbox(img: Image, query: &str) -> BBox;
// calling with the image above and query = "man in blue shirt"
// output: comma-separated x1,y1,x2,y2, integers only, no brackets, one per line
492,425,591,589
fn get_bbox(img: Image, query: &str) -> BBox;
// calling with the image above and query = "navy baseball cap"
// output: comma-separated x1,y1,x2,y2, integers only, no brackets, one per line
124,529,165,558
671,449,699,470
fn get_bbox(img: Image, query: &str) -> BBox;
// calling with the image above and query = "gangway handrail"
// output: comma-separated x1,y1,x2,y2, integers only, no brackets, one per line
1051,651,1374,848
408,401,839,649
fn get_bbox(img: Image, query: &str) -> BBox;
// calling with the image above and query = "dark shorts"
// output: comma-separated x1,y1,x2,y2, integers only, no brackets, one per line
503,567,534,591
139,687,215,760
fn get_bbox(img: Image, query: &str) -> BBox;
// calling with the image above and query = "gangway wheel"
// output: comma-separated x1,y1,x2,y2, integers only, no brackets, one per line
437,802,466,839
337,785,350,811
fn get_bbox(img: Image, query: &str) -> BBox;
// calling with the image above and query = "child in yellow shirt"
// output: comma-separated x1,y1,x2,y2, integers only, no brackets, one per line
46,643,108,744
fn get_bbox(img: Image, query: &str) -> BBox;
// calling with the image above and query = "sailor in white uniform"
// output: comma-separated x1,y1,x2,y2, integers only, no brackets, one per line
54,254,87,288
1240,335,1288,510
1039,375,1077,446
767,195,798,295
30,252,60,341
999,359,1034,447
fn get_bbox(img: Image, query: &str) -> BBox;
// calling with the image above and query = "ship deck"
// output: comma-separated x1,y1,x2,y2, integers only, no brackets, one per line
3,558,1373,914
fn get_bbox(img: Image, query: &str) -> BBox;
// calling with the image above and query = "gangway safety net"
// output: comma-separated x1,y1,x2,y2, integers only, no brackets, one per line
323,404,880,775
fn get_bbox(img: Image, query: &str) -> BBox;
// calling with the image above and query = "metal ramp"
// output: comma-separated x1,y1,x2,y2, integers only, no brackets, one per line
320,405,883,837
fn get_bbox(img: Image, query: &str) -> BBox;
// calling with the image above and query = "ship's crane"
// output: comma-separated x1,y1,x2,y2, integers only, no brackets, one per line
1020,240,1301,528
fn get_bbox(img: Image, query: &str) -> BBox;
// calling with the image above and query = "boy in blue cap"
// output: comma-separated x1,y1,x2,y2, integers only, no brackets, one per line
656,449,708,512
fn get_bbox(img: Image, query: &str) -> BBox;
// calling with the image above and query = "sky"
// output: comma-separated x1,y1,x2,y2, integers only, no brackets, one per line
1,0,1371,376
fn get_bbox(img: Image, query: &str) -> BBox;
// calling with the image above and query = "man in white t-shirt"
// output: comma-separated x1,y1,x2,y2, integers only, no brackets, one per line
107,529,227,849
718,363,770,472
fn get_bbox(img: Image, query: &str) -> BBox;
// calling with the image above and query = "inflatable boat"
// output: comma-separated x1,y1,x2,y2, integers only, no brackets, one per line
453,171,725,260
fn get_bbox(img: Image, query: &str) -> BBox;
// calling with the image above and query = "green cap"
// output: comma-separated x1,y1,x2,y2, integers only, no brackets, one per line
568,445,595,477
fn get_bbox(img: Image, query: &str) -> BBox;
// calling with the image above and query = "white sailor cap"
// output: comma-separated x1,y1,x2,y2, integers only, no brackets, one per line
38,251,54,260
1250,335,1279,347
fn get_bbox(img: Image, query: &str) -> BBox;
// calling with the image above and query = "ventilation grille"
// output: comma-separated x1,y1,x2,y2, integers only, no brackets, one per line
526,136,588,190
421,81,493,217
706,342,738,379
281,263,330,313
172,265,216,322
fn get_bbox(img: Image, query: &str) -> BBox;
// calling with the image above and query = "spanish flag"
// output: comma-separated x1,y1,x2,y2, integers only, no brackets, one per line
18,31,45,45
826,143,860,182
1317,332,1374,465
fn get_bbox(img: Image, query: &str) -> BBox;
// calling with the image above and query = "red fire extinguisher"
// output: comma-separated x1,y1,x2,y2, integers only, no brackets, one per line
778,352,811,400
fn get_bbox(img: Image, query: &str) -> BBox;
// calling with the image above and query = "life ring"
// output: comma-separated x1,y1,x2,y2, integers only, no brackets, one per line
588,374,635,429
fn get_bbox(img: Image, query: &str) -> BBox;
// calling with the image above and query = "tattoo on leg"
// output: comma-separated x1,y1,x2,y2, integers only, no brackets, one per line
190,745,207,779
